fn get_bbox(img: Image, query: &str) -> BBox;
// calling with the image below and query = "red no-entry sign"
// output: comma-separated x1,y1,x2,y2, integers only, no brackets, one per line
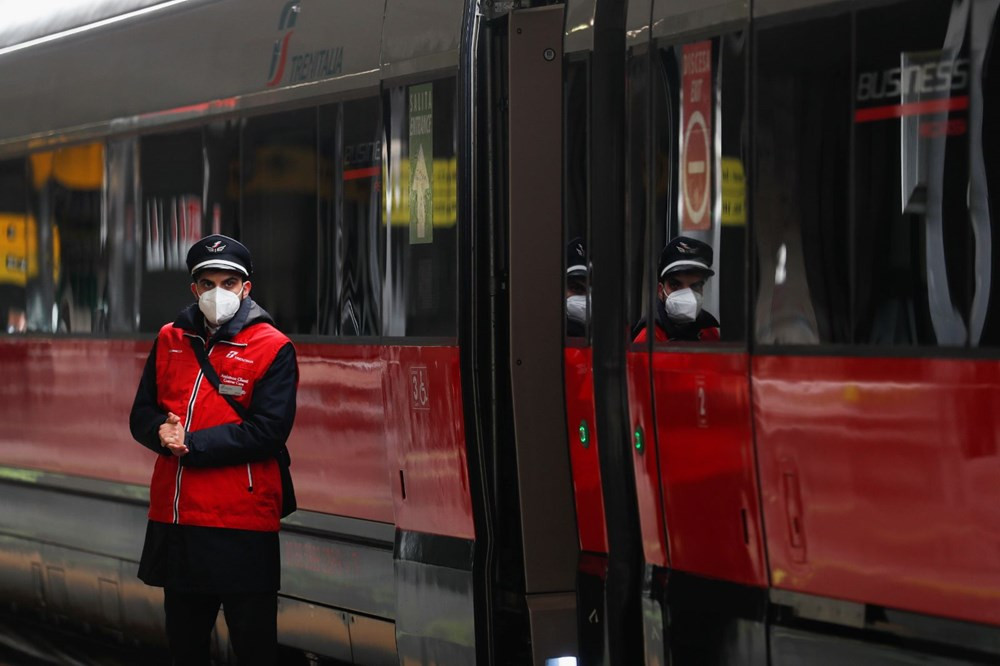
681,41,712,231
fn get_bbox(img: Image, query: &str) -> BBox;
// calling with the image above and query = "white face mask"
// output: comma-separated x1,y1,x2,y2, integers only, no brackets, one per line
199,287,242,327
664,288,702,323
566,294,588,324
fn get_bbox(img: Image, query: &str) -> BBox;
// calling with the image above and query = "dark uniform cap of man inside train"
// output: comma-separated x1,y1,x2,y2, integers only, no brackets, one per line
186,234,254,278
567,237,588,277
658,236,715,279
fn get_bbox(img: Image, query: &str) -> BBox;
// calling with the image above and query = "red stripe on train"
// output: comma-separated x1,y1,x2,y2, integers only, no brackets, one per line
854,95,969,122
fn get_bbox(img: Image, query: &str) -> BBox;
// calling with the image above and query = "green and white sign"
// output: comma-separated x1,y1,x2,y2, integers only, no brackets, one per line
409,83,434,244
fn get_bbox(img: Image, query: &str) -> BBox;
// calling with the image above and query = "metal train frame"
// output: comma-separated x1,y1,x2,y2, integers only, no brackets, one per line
0,0,997,664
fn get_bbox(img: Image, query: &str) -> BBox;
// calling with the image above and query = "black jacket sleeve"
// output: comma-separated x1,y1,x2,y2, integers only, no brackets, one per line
181,342,298,468
129,340,171,456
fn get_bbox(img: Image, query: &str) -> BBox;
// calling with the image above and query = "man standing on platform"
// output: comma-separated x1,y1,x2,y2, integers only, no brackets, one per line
130,234,297,666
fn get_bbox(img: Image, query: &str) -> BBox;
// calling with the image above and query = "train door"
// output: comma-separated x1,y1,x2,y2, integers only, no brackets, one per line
561,2,612,664
503,5,583,665
632,1,768,663
622,2,671,663
562,0,651,663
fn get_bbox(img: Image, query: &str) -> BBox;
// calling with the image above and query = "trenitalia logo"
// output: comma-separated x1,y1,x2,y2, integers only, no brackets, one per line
266,2,299,87
265,2,345,88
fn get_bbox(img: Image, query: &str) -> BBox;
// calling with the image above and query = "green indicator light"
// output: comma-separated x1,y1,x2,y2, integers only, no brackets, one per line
579,420,589,447
634,427,644,453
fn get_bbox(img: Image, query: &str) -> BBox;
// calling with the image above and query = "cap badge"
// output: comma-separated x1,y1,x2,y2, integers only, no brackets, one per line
676,242,694,254
206,241,227,253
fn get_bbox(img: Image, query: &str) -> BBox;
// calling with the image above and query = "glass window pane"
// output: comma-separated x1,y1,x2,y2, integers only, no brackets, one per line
646,34,746,345
318,97,382,337
979,2,1000,346
28,143,106,334
854,1,978,347
565,59,590,340
138,130,206,332
0,159,28,333
625,47,649,342
383,77,458,338
754,15,851,345
106,137,141,333
204,120,241,238
242,108,319,335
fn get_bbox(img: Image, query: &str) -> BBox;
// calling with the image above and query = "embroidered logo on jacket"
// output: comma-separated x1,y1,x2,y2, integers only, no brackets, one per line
224,350,254,364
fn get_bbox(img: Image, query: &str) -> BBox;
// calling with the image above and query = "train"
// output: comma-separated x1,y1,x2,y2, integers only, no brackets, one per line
0,0,997,664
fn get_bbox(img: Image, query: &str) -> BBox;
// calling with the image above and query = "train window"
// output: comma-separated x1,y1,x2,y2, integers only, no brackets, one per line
756,1,1000,349
854,1,977,347
139,130,212,332
134,125,240,333
318,96,383,337
382,77,458,338
204,120,241,239
641,33,747,344
565,58,590,340
625,44,650,342
28,144,107,334
754,13,852,346
242,108,319,335
980,3,1000,346
0,159,29,333
105,138,141,333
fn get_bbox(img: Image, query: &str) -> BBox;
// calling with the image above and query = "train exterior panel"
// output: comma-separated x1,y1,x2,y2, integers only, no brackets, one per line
564,346,608,554
0,338,152,487
626,349,669,569
754,353,1000,626
382,345,474,539
292,342,393,522
651,348,766,588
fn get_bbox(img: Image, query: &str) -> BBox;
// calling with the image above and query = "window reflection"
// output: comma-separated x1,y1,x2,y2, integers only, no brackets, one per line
754,0,999,348
565,58,590,340
242,108,318,335
382,78,458,338
0,159,29,333
139,130,208,331
318,97,382,336
28,144,106,333
642,35,745,344
754,15,851,345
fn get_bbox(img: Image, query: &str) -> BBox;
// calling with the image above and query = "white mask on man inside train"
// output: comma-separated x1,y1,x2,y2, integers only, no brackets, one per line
664,287,702,323
566,294,588,325
199,287,242,327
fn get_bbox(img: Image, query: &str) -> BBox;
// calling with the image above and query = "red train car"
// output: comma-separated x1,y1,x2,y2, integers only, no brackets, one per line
0,0,998,665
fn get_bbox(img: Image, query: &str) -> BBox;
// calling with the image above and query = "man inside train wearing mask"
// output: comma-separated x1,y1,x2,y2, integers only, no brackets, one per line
634,235,720,343
130,233,297,666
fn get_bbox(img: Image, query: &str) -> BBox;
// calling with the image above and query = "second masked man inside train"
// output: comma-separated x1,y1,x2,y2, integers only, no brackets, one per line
129,234,298,666
634,235,721,343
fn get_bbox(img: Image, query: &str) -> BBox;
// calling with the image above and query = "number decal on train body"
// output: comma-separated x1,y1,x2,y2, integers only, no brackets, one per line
409,366,430,411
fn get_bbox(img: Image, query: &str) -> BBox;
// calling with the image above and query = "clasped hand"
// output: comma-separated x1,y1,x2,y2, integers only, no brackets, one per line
159,412,189,457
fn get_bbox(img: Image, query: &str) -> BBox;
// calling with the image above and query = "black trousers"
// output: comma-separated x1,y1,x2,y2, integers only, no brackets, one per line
164,588,277,666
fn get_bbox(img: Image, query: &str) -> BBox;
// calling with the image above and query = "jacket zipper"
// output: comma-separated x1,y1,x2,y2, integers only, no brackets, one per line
218,338,252,493
174,335,213,524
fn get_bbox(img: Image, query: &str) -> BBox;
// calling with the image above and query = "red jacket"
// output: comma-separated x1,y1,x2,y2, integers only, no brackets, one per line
130,299,297,532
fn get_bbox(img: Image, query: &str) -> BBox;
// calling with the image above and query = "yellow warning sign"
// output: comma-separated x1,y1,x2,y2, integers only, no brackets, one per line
720,157,746,227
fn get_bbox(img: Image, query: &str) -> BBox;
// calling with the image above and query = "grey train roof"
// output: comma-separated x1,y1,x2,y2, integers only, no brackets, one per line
0,0,465,152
